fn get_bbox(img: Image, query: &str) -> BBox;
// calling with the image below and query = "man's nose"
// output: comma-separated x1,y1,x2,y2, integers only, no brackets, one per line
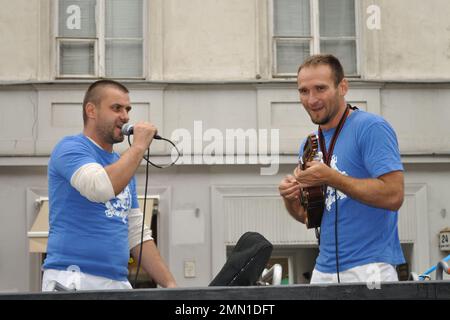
308,92,319,105
120,109,129,122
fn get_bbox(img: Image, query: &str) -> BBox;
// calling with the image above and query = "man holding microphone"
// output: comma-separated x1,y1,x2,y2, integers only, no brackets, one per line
42,80,177,291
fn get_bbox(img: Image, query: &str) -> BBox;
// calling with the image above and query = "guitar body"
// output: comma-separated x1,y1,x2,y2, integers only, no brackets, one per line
300,185,325,229
299,134,325,229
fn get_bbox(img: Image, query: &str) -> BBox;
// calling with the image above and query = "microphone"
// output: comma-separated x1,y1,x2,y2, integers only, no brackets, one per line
121,123,162,140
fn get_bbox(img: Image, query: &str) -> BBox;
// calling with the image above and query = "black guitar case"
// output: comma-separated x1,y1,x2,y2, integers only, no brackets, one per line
209,231,273,286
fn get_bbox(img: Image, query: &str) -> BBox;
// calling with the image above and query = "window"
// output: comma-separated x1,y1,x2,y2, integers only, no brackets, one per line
273,0,357,76
56,0,145,78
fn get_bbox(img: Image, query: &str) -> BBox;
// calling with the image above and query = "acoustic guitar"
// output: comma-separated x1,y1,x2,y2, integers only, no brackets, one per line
299,133,325,229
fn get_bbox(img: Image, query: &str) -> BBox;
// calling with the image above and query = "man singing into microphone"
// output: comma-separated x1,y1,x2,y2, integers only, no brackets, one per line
42,79,177,291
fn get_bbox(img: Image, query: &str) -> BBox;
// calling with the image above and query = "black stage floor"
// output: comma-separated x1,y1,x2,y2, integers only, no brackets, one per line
1,281,449,300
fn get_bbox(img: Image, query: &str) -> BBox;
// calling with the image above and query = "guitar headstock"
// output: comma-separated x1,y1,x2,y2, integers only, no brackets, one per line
300,134,319,169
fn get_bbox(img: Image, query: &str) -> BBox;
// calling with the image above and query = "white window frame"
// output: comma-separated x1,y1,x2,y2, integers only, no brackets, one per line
271,0,360,78
54,0,147,79
56,37,99,78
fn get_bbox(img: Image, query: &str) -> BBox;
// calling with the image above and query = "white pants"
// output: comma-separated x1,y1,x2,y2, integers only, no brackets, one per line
310,262,398,284
42,268,132,291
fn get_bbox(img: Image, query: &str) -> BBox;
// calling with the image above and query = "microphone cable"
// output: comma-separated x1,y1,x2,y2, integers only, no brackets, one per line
133,147,150,288
127,134,181,169
125,133,180,288
335,189,340,283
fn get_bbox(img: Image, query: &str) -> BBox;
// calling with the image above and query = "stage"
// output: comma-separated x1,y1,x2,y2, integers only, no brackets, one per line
1,281,449,300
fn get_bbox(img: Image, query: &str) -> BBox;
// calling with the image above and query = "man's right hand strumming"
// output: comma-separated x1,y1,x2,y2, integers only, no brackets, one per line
279,175,300,201
279,174,307,224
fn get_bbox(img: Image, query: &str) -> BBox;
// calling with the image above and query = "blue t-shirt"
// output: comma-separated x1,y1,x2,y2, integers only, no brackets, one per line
299,110,406,273
43,134,139,281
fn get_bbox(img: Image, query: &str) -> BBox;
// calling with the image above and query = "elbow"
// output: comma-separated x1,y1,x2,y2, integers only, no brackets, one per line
388,193,404,212
85,186,115,203
378,171,404,212
85,172,116,203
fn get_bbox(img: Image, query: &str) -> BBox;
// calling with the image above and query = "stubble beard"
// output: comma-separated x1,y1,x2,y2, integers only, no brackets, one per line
98,122,124,145
308,105,336,126
308,94,341,127
310,111,331,126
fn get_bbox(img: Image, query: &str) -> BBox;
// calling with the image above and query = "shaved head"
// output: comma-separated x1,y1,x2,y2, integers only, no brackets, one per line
82,80,129,124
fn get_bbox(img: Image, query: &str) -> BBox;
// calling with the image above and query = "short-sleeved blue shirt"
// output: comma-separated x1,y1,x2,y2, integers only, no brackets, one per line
43,134,139,281
299,110,405,273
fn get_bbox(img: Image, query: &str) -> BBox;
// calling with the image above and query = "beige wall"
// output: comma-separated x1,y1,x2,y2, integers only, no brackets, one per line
2,0,450,82
362,0,450,80
1,82,450,156
161,0,261,81
0,0,39,81
0,0,51,81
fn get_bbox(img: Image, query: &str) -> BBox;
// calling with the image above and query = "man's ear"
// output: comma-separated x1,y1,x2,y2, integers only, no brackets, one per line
338,78,349,96
85,102,97,120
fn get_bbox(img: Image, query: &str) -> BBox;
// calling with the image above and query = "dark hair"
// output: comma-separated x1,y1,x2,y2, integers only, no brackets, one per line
297,54,344,87
82,79,129,124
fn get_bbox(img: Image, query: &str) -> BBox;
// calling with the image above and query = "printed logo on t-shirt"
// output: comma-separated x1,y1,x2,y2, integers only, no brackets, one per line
104,186,131,224
325,155,348,211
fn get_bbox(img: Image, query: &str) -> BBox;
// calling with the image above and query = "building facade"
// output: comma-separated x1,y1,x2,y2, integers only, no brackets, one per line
1,0,450,291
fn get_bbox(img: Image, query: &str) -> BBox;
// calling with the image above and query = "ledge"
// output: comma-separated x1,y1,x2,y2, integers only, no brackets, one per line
2,79,450,90
1,281,449,300
1,154,450,167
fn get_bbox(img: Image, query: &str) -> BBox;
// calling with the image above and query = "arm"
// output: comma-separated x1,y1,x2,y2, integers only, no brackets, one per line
130,240,177,288
105,145,147,196
329,169,404,211
69,122,157,203
295,162,404,211
105,122,157,195
278,174,307,224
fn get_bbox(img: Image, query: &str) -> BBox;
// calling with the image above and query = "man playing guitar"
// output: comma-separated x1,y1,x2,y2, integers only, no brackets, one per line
278,54,405,284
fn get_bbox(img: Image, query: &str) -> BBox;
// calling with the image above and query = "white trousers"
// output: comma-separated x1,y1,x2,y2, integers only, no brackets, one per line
42,268,132,291
310,262,398,284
